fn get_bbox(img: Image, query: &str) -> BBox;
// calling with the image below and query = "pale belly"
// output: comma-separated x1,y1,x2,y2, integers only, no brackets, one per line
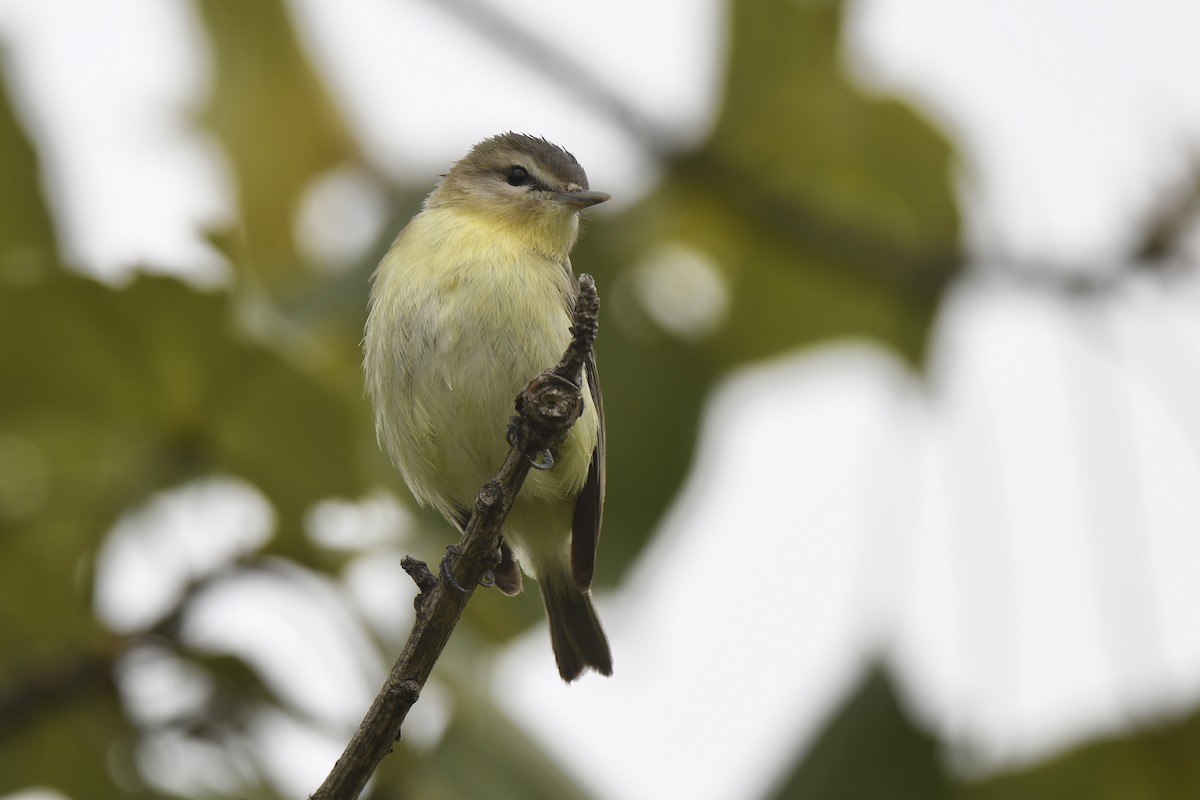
366,241,599,573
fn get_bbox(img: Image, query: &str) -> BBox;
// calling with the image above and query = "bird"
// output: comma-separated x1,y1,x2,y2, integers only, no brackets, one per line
363,132,613,681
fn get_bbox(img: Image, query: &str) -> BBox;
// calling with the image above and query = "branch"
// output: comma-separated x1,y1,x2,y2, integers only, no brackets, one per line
427,0,958,295
1133,153,1200,267
310,274,601,800
429,0,680,156
430,0,1200,300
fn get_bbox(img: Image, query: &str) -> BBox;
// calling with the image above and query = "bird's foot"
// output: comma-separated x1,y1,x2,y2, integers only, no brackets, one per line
439,544,468,593
529,449,554,471
439,544,498,591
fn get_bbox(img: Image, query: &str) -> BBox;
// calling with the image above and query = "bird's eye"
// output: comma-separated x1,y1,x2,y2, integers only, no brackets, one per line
506,166,529,186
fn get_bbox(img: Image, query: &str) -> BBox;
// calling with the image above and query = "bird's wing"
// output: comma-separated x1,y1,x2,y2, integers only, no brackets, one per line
571,347,606,592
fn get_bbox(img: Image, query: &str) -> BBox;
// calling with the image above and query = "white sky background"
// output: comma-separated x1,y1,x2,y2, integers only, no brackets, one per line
3,0,1200,799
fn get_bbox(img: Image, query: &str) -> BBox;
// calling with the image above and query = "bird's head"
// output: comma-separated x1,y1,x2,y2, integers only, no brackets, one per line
427,132,610,258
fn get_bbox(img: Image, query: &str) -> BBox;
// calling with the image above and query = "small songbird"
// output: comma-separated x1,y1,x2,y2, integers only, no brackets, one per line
363,133,613,681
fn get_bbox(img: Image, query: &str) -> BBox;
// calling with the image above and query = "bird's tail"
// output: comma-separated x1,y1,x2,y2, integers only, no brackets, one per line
540,569,613,682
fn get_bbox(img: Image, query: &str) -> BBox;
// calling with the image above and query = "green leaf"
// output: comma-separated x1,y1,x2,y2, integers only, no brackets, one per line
0,272,367,520
651,0,960,367
0,272,368,664
769,667,953,800
580,0,962,577
961,704,1200,800
0,655,143,799
197,0,359,282
0,48,56,284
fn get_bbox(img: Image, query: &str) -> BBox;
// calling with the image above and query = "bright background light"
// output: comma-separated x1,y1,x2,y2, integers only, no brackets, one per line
2,1,1199,798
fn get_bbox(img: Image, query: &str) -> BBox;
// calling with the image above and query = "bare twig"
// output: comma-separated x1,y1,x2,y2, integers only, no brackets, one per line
430,0,679,156
428,0,958,294
310,274,600,800
430,0,1200,300
1133,154,1200,267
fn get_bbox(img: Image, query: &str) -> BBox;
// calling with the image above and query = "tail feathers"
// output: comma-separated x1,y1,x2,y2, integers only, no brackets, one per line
541,571,612,682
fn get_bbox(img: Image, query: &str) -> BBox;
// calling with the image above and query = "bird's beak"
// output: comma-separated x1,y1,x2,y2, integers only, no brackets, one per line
555,189,611,209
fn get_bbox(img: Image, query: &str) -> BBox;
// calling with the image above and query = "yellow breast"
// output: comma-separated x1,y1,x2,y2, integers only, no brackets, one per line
363,206,599,535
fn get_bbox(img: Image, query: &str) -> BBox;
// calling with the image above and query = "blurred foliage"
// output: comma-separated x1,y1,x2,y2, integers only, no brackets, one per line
0,55,54,285
961,702,1200,800
770,668,953,800
576,0,960,575
198,0,360,284
0,0,1190,798
402,680,597,800
771,668,1200,800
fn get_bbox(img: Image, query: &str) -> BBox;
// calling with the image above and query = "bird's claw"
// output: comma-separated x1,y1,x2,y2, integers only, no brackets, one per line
439,544,499,591
439,544,468,593
508,412,553,470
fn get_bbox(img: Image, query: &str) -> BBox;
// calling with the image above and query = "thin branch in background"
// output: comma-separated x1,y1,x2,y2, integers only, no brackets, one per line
1133,154,1200,268
1042,155,1200,710
310,275,601,800
427,0,961,298
430,0,1200,303
976,155,1200,293
428,0,680,157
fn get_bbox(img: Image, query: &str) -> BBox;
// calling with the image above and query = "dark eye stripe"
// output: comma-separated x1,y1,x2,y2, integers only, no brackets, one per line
503,165,556,193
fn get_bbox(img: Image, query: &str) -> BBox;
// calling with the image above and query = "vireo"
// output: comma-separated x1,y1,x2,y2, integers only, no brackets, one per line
363,132,612,681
